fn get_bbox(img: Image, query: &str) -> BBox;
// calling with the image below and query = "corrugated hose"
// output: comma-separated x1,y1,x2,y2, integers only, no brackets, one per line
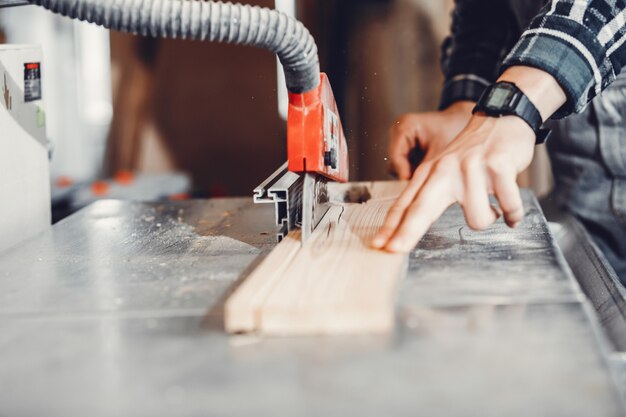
26,0,320,93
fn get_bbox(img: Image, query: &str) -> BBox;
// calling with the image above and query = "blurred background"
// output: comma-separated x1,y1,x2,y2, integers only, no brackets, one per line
0,0,551,222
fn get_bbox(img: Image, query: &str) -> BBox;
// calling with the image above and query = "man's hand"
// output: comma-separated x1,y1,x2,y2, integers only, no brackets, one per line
373,115,535,252
374,66,567,253
388,101,474,180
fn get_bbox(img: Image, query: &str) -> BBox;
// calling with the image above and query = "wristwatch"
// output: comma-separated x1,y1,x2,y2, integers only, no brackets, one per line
472,81,551,144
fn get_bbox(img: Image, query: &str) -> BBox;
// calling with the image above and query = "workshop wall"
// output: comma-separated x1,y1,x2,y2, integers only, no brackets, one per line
107,0,285,197
105,0,552,197
106,0,451,196
305,0,552,194
340,0,451,180
297,0,449,181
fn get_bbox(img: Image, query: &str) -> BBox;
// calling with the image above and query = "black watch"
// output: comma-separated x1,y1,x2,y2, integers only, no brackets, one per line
473,81,551,144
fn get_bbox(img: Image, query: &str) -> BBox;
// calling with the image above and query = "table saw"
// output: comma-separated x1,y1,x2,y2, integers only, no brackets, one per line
2,0,626,414
0,187,625,416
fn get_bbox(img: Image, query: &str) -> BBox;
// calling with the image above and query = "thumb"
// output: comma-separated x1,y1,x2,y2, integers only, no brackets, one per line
389,131,421,180
389,154,413,180
389,114,431,180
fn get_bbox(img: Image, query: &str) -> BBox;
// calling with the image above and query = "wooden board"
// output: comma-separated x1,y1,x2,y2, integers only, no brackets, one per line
225,182,408,335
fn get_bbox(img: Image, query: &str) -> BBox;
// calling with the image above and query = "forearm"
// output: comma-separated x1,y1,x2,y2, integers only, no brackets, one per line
498,66,567,121
439,0,514,109
501,0,626,118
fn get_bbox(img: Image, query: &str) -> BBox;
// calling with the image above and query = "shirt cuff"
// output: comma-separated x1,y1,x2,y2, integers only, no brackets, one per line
439,75,491,110
501,15,613,119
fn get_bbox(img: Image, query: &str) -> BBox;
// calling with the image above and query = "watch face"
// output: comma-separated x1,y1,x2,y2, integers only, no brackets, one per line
487,86,514,108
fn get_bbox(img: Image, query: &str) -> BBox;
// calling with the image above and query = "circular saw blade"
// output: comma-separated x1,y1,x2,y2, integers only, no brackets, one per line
301,173,331,244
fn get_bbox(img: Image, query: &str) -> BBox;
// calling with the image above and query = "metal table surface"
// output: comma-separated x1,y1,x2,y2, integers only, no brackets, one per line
0,190,623,416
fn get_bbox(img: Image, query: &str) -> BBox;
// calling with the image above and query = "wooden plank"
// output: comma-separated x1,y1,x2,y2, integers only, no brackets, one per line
224,230,303,333
225,182,408,335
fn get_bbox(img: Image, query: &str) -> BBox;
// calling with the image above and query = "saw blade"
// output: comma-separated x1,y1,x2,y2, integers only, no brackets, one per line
301,173,331,244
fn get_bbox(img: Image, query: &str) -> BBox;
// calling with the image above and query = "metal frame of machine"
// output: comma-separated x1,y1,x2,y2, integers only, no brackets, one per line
253,162,304,241
0,44,51,253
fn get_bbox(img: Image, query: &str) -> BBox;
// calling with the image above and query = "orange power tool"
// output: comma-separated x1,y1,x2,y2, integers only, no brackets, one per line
287,73,349,183
26,0,348,244
286,73,349,242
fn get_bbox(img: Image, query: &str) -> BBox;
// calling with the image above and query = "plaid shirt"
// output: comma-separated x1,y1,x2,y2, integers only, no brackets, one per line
440,0,626,119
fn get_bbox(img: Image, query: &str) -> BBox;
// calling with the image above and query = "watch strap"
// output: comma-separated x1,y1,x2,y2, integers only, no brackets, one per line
510,87,543,132
473,82,550,145
536,128,551,144
439,78,488,111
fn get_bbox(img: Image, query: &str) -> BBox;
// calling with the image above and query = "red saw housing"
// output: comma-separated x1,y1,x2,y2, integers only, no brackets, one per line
287,73,349,183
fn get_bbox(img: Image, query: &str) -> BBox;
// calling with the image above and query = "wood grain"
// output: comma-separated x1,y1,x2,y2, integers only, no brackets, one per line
225,182,408,335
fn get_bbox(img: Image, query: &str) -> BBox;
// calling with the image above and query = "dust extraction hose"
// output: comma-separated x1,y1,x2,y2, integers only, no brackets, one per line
26,0,320,94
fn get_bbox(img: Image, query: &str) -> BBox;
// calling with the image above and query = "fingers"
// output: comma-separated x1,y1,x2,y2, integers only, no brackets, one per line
488,156,524,227
376,113,536,254
374,151,517,254
372,163,432,248
388,116,420,180
461,155,499,230
384,170,456,252
389,142,413,180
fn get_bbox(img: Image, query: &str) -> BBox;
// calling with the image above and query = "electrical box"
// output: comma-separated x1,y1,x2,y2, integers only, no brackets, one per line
0,45,50,253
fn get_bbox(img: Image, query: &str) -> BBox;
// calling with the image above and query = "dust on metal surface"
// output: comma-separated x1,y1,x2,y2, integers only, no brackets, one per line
0,191,622,416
